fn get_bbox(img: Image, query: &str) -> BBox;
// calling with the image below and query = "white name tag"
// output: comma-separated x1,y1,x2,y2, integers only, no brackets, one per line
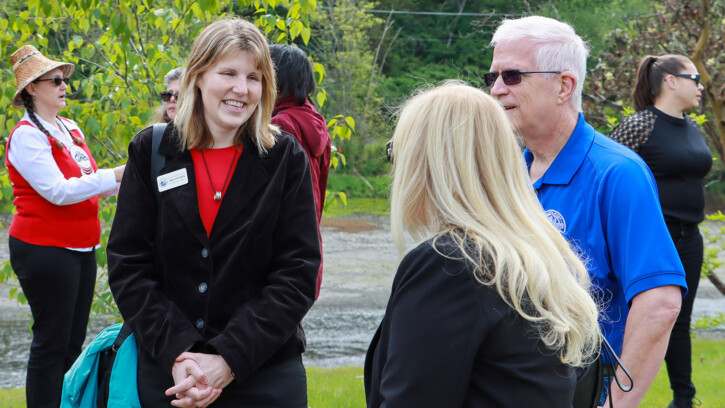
157,168,188,192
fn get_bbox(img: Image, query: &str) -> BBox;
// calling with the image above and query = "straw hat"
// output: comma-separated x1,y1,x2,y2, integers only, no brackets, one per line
10,45,74,108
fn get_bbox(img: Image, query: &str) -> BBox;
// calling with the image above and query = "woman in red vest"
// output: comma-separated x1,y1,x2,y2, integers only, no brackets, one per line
6,45,124,407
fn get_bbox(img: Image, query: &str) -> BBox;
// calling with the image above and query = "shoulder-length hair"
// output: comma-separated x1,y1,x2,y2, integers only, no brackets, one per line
389,80,600,367
175,18,277,154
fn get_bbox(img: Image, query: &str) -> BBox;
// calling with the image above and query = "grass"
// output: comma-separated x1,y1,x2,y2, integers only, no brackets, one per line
307,366,365,408
323,197,389,218
2,340,722,407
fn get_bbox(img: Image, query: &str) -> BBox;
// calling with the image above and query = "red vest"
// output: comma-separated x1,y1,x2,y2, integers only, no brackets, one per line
6,118,101,247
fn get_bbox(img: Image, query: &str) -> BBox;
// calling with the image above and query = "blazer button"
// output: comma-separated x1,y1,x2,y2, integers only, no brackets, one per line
201,248,209,258
198,282,208,293
195,319,205,329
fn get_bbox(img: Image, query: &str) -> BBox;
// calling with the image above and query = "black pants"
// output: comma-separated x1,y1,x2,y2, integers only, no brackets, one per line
9,236,97,408
138,348,308,407
663,222,702,399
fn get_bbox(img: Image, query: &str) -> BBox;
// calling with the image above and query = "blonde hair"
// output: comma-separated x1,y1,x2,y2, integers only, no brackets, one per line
389,81,600,367
175,18,277,154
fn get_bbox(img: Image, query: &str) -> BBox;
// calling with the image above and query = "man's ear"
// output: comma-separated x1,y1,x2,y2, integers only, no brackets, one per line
557,71,577,105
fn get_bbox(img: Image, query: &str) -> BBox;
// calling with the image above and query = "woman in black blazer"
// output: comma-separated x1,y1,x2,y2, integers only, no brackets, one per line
107,19,319,408
365,82,602,407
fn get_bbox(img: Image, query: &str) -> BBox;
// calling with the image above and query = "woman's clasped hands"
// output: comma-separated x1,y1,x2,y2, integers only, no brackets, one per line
166,352,234,408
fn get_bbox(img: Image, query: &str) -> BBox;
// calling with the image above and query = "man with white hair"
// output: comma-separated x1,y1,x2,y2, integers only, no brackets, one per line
486,16,687,407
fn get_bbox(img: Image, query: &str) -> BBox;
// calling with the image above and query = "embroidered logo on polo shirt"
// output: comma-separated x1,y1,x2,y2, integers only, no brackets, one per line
545,209,567,234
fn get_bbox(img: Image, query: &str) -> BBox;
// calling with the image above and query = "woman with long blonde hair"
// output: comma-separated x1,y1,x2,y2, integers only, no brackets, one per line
365,81,601,407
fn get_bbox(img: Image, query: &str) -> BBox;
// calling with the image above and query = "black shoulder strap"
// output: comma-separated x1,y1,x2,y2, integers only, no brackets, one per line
151,123,167,204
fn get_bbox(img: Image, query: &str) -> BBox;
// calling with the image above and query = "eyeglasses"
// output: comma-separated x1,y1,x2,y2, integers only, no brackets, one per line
482,70,562,87
671,73,701,86
160,91,179,102
35,76,70,87
386,140,393,164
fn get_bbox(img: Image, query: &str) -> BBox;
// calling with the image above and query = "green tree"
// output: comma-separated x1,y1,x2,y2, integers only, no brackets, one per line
308,0,387,176
0,0,323,318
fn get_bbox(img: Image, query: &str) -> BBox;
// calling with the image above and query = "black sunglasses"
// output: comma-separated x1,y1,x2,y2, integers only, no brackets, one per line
671,73,701,86
160,91,179,102
386,140,393,164
35,76,70,87
482,70,562,87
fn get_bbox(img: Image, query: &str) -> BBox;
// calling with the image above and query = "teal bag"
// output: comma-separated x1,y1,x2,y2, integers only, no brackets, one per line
60,323,140,408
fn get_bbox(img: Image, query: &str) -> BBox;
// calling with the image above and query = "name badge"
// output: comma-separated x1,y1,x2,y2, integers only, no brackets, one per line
157,168,188,192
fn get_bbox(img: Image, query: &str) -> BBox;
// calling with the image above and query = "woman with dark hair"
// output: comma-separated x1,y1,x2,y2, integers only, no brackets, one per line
270,43,331,298
610,54,711,408
6,45,124,407
108,19,319,407
152,67,184,124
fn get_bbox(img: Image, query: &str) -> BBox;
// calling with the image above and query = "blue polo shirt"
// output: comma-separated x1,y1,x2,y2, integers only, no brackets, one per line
524,113,686,355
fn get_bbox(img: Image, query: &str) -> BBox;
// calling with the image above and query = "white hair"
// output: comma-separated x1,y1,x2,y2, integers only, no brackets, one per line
491,16,589,112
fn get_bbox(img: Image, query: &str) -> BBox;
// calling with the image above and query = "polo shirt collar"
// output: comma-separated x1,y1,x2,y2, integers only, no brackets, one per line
524,113,594,188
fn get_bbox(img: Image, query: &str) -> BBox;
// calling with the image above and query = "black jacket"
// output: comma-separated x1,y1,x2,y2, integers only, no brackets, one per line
107,124,320,383
365,235,576,407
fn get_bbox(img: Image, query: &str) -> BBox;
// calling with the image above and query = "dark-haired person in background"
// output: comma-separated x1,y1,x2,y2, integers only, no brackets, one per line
610,54,711,408
6,45,124,407
270,44,331,299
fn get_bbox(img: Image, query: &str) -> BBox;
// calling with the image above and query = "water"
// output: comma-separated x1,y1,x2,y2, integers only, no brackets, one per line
1,215,724,388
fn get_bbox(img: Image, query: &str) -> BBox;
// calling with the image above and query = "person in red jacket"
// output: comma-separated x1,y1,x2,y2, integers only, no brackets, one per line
270,44,331,299
6,45,124,407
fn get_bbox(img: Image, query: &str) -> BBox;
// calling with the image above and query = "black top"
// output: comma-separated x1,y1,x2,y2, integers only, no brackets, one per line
610,106,712,224
107,124,320,382
364,235,576,408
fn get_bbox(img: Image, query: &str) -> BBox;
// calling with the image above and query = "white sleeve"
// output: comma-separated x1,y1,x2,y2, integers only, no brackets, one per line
7,126,118,206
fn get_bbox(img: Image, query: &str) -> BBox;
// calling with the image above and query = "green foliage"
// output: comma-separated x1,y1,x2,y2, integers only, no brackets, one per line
326,174,390,199
0,0,319,318
322,197,389,217
310,0,387,149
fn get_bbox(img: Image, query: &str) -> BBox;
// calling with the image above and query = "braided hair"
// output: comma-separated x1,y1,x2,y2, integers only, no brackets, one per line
20,89,84,148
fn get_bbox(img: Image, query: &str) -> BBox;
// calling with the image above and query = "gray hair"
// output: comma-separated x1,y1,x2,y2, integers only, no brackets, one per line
491,16,589,112
164,67,184,86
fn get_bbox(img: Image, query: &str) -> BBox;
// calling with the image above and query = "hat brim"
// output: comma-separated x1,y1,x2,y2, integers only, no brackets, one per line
12,62,74,109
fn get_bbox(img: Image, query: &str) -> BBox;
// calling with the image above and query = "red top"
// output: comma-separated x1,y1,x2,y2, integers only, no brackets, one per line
6,119,101,247
190,146,243,236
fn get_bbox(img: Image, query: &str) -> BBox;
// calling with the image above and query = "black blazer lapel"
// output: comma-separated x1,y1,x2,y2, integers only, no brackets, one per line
158,147,208,247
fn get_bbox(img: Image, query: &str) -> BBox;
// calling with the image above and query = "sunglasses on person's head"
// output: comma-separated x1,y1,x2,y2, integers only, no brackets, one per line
671,73,701,86
35,76,70,87
482,70,562,87
160,91,179,102
386,140,393,164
